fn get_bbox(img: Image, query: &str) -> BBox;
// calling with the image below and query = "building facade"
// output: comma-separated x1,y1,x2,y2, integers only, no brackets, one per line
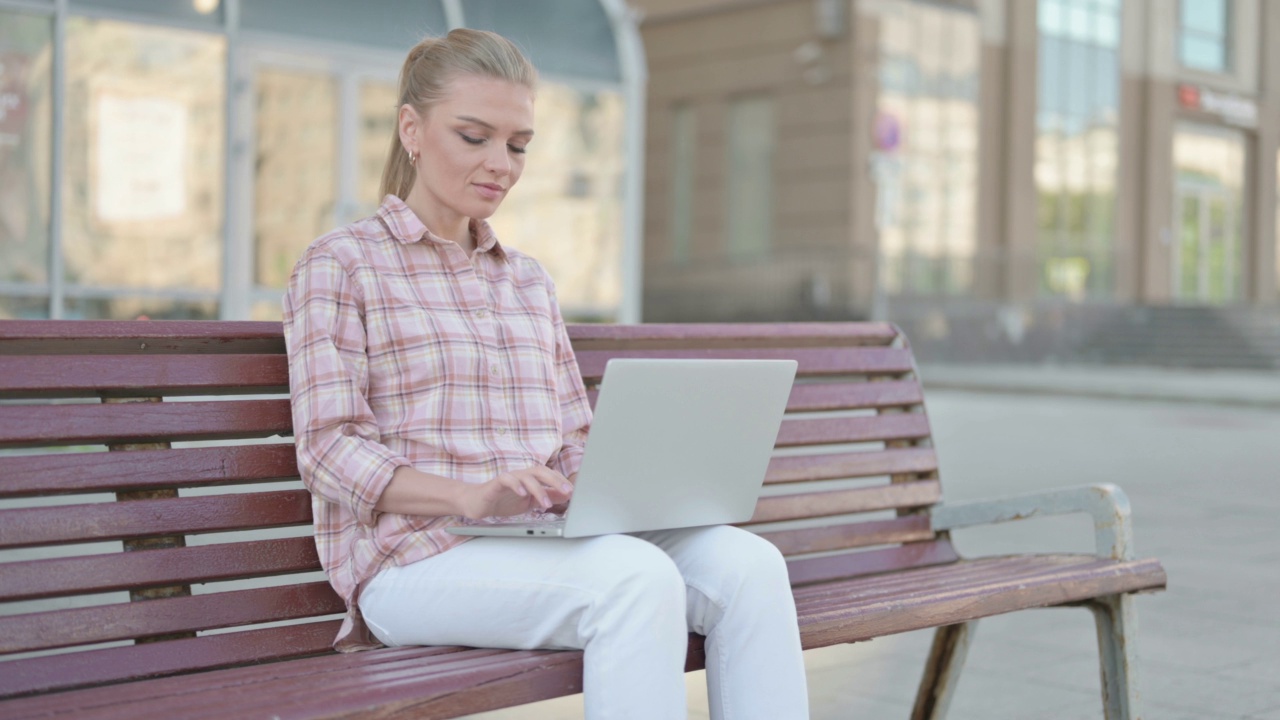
0,0,644,323
636,0,1280,361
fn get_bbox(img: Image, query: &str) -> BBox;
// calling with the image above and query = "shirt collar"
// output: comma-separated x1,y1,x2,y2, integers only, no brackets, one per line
375,194,507,259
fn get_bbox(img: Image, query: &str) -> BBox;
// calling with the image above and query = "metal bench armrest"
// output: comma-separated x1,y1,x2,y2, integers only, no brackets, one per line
929,483,1134,560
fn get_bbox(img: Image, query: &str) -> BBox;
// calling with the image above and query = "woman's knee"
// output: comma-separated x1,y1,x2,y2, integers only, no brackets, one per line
693,526,792,592
579,534,687,612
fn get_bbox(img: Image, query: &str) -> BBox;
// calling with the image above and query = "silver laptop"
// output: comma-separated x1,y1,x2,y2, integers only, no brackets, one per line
447,358,797,538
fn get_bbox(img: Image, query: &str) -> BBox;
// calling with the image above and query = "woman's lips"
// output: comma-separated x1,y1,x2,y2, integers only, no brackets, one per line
473,183,505,200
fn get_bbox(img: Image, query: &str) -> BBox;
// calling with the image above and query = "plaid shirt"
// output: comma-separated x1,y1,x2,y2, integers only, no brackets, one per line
283,195,591,651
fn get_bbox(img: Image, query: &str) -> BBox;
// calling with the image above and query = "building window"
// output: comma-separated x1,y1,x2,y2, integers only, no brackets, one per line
1179,0,1230,74
726,95,773,261
874,0,981,296
0,9,54,319
669,104,695,265
1035,0,1122,301
61,17,227,320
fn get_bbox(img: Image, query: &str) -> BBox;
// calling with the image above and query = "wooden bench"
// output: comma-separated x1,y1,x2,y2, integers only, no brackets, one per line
0,320,1166,719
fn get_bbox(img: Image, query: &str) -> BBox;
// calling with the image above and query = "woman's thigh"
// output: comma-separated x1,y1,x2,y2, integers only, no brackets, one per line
359,533,685,650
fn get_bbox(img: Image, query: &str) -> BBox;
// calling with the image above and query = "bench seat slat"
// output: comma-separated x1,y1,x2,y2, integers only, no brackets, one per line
0,355,289,398
0,620,344,699
0,537,321,602
775,413,931,447
765,447,937,484
757,515,934,556
745,479,940,524
0,399,292,449
574,347,914,381
0,445,299,498
0,490,312,549
785,539,959,585
0,555,1166,717
0,581,342,655
0,320,286,356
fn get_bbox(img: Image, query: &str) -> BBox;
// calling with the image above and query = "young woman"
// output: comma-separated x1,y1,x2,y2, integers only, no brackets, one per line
283,28,809,719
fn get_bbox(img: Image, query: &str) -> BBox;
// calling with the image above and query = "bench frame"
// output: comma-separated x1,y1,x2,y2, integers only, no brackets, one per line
0,320,1166,719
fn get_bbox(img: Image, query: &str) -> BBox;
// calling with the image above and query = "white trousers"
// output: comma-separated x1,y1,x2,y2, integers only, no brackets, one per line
360,525,809,720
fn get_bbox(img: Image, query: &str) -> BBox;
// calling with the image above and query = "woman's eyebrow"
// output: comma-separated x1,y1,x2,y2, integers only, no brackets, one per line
455,115,535,137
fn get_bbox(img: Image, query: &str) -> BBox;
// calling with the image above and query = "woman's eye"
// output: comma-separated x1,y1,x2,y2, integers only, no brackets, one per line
460,134,484,145
508,144,527,155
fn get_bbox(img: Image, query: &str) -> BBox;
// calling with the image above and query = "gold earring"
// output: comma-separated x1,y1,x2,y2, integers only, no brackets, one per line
407,148,418,164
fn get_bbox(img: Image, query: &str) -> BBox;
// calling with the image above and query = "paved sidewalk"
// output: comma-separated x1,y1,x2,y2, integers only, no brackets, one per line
918,363,1280,409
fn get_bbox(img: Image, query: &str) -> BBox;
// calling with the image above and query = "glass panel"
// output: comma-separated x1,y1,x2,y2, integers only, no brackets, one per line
1172,123,1245,304
253,68,338,289
71,0,224,28
1180,34,1227,72
0,295,49,320
461,0,620,83
1176,194,1201,300
241,0,447,53
484,83,625,318
1181,0,1228,35
1035,0,1121,301
357,80,398,216
64,296,217,320
726,96,773,262
62,18,225,297
0,10,53,286
875,0,980,296
1206,196,1228,302
669,104,695,265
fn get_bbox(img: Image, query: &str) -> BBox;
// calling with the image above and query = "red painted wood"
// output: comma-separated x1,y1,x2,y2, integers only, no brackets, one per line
784,539,960,586
0,490,312,549
574,346,914,381
764,447,938,484
0,620,342,698
786,380,924,412
758,515,935,556
0,444,299,498
0,355,289,398
0,537,321,602
0,399,292,449
0,581,342,654
744,480,941,525
567,322,900,346
775,413,931,447
0,320,286,355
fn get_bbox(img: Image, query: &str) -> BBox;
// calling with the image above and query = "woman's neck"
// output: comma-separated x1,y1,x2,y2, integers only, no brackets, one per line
403,188,473,253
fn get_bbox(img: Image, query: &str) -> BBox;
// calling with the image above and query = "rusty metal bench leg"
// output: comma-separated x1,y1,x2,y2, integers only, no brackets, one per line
910,620,977,720
1088,594,1142,720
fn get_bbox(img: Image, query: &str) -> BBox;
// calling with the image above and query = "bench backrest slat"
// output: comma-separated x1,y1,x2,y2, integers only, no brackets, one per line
0,355,289,398
0,582,342,655
0,537,320,603
0,490,312,549
0,400,292,449
0,445,300,497
0,320,949,696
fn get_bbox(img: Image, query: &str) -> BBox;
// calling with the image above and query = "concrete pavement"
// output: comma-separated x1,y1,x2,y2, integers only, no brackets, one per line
465,365,1280,719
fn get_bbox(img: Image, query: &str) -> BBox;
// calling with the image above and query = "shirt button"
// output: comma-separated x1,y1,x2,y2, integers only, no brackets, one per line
489,364,499,376
476,309,488,319
496,427,507,436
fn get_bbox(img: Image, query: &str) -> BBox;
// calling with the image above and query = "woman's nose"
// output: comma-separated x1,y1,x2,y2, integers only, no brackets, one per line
484,145,511,176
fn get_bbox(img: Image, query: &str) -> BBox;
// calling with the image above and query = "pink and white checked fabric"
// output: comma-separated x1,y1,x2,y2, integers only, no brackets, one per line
283,195,591,651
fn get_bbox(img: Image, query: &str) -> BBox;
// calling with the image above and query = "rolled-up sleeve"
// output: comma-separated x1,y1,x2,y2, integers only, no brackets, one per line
546,283,591,479
283,247,411,527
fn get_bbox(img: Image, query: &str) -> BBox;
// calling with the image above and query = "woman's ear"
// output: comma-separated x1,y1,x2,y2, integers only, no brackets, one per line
398,104,421,154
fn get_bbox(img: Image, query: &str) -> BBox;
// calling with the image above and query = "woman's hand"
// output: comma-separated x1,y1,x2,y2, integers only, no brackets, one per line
461,466,574,520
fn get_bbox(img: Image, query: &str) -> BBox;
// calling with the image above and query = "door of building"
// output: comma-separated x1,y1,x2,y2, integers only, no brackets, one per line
227,45,399,319
1171,123,1246,305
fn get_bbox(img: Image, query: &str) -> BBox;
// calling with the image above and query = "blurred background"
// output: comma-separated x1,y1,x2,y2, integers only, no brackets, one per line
1,0,1278,369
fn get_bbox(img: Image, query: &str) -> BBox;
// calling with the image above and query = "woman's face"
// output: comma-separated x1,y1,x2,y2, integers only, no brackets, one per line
400,74,535,229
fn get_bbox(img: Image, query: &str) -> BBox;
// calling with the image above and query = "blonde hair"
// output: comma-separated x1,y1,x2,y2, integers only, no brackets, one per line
380,28,538,201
